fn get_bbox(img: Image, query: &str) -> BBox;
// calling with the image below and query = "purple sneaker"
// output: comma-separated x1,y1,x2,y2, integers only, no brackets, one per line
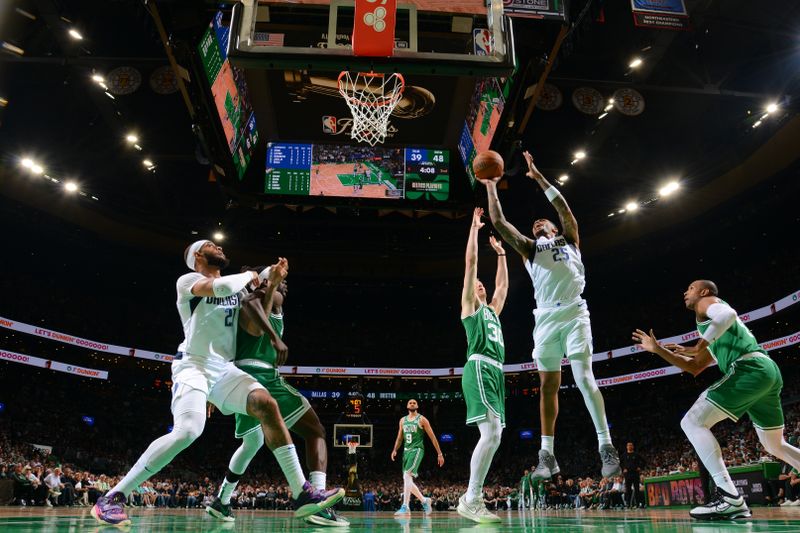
91,492,131,526
292,481,345,518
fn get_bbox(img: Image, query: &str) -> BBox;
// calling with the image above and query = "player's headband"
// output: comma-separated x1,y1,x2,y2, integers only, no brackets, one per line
185,239,211,271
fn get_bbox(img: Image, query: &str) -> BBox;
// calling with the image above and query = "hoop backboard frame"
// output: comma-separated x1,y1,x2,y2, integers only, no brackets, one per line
228,0,515,76
333,423,374,448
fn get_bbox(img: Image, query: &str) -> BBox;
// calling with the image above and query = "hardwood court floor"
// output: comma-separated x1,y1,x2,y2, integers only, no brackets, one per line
2,506,800,532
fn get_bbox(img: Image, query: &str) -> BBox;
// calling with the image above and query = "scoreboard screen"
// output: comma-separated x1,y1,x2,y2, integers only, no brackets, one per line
265,143,449,201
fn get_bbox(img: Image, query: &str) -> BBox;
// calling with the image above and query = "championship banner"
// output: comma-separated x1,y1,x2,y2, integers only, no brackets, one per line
0,349,108,380
503,0,568,22
630,0,690,30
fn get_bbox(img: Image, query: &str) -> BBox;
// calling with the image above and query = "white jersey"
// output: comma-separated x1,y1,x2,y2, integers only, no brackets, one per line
176,272,242,361
524,235,586,307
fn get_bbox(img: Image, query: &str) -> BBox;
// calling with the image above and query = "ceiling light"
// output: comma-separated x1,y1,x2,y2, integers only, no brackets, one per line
573,151,586,160
104,92,115,99
598,112,608,120
607,212,615,217
126,133,139,143
617,208,626,214
68,29,83,40
625,202,639,212
21,158,34,168
629,57,643,69
752,120,762,128
766,102,778,114
31,164,44,174
604,104,613,112
143,159,154,168
558,174,569,182
213,232,225,241
64,181,78,193
608,98,614,104
91,74,104,83
659,181,680,197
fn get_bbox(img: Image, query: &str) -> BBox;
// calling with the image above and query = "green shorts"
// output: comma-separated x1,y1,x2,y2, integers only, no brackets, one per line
402,448,424,477
462,357,506,427
235,369,311,438
704,354,784,430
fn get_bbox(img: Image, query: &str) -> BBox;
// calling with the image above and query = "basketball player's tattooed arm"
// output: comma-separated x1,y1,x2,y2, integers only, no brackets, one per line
483,180,535,259
523,151,580,248
489,235,508,316
420,417,445,467
390,419,404,461
239,259,289,361
461,207,484,318
632,328,713,377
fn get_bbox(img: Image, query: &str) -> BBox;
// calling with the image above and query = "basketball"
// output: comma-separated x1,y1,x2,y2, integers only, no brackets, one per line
472,150,505,181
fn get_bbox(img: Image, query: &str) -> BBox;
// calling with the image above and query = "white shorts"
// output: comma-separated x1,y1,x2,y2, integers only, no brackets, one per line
532,299,593,372
171,353,265,416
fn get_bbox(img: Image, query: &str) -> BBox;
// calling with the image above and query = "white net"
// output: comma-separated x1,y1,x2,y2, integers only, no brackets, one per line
337,71,405,146
347,441,360,455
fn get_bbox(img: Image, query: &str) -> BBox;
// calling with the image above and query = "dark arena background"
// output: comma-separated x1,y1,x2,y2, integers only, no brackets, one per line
2,1,800,531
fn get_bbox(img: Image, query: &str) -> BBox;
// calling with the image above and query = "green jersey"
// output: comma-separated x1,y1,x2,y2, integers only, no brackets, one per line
696,301,765,374
462,304,505,364
520,474,530,490
235,313,284,367
402,415,424,450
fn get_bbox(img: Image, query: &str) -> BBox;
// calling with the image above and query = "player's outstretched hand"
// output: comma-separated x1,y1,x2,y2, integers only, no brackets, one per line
472,207,485,229
268,257,289,283
437,454,445,467
390,450,397,462
632,328,660,353
489,235,504,255
523,151,542,180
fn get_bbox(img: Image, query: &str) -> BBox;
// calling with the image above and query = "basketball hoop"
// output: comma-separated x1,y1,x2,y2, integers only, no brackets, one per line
338,71,405,146
347,441,360,455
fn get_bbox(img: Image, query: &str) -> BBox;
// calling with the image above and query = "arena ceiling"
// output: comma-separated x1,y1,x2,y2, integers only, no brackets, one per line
1,0,798,270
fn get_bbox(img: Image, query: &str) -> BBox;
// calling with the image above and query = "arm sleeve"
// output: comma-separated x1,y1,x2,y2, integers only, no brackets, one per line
701,302,738,343
212,271,255,297
176,273,205,302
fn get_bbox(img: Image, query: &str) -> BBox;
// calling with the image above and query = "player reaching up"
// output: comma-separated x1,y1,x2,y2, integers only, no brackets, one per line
456,207,507,524
480,151,621,481
390,399,444,516
633,280,800,520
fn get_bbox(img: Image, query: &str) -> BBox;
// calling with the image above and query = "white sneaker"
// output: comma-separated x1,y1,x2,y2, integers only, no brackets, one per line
690,488,751,520
780,499,795,507
457,495,501,524
790,499,800,506
531,449,560,480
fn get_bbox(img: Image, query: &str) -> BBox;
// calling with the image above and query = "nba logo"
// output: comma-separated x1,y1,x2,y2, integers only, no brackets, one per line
322,116,337,134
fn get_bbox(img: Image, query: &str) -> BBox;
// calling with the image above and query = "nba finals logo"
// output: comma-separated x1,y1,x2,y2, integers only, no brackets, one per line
322,116,337,134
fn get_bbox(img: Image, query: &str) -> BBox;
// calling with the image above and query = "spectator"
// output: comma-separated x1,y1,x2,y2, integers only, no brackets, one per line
12,464,33,506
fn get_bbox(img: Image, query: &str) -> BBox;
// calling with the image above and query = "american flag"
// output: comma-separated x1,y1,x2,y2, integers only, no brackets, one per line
253,32,285,47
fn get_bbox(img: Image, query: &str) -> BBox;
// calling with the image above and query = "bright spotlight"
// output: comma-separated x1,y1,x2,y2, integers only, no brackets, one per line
21,158,34,168
143,159,154,168
608,98,614,104
659,181,680,197
629,57,643,69
574,151,586,160
558,174,569,182
752,120,762,129
213,232,225,241
598,112,608,120
91,74,104,83
604,104,613,112
625,202,639,212
126,133,139,143
68,29,83,40
31,164,44,174
64,181,78,193
766,102,778,114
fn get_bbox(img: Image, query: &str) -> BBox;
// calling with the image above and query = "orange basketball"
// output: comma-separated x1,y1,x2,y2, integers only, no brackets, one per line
472,150,505,181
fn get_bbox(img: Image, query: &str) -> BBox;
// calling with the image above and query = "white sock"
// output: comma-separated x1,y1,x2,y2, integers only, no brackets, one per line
597,429,612,450
466,415,502,503
541,435,554,454
680,396,737,496
310,471,326,491
272,444,306,496
756,428,800,471
218,478,238,505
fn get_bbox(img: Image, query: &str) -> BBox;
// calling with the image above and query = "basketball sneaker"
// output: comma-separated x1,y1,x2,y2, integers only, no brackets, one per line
205,496,235,522
394,504,410,516
599,444,622,478
457,495,501,524
292,482,345,518
531,449,560,480
304,507,350,527
422,497,433,514
689,488,751,520
91,492,131,526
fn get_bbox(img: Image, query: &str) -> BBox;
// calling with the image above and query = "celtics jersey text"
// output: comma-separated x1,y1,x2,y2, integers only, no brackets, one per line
235,313,284,366
697,302,766,374
524,235,585,306
176,272,241,360
462,304,505,364
402,415,424,450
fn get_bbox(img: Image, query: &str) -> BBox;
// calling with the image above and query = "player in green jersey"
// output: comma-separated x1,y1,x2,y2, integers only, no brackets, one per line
519,469,531,509
456,207,508,524
390,399,444,516
208,259,348,527
633,279,800,521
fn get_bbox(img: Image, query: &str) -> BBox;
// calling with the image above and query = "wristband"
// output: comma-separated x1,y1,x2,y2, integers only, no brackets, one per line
544,186,562,203
498,254,506,257
212,271,255,297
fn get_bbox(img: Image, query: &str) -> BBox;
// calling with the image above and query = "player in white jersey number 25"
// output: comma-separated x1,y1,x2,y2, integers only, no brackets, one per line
480,150,621,482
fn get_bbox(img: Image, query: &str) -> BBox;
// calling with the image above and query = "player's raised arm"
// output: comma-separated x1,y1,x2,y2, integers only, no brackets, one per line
461,208,484,318
523,151,579,248
482,178,535,259
632,328,713,377
420,416,445,467
390,419,404,461
488,236,508,316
